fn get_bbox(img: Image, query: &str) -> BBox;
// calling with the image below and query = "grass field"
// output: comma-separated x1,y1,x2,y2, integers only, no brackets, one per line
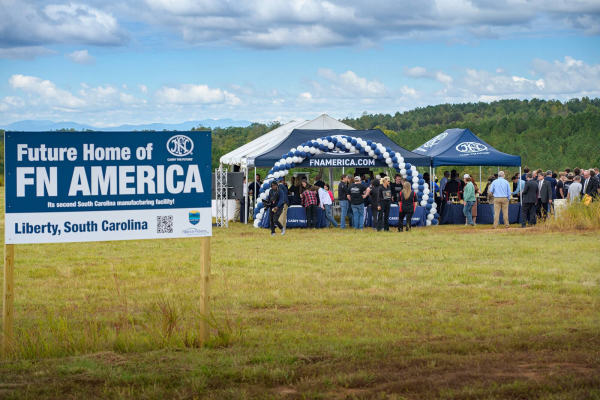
1,187,599,399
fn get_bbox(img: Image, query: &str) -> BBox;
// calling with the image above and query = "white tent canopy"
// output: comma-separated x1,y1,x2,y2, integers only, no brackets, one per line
219,114,354,168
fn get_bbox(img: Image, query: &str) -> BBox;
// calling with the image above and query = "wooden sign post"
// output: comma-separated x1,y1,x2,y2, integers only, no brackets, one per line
200,237,211,345
3,244,15,355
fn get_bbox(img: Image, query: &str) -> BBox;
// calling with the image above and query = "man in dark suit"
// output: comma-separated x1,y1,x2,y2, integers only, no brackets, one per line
582,170,599,200
247,174,262,216
536,173,552,221
521,173,538,227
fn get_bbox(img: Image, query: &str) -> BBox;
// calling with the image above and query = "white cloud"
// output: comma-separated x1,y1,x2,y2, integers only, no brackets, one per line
0,46,57,60
155,84,241,105
9,75,86,109
315,68,391,98
138,84,149,94
66,50,96,65
403,66,453,87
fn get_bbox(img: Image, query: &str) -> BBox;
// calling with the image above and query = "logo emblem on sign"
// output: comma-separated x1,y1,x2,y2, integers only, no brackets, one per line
167,135,194,156
415,132,447,152
455,142,488,153
189,210,200,225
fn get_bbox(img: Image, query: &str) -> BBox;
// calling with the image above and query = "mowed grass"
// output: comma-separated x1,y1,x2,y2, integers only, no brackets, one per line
1,187,599,399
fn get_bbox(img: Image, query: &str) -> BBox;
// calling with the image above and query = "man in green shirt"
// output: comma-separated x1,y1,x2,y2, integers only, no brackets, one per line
462,174,476,226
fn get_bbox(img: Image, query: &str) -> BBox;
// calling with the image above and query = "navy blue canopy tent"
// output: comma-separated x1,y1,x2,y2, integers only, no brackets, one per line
250,129,431,167
412,128,521,167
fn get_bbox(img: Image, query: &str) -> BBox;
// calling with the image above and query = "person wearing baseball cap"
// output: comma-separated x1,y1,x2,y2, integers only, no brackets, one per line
267,180,285,236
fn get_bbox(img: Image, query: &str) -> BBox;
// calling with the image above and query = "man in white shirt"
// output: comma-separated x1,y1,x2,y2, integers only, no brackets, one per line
568,176,583,202
318,184,338,228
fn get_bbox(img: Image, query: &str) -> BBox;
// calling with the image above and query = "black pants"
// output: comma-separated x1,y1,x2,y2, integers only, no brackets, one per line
521,203,536,226
306,205,318,228
536,202,548,221
398,211,413,231
270,208,283,233
377,201,391,231
239,198,246,223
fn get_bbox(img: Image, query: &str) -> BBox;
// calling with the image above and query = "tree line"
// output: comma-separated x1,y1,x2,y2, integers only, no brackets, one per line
1,97,598,179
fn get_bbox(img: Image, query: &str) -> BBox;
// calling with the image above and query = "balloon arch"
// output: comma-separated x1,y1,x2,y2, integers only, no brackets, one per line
252,134,439,228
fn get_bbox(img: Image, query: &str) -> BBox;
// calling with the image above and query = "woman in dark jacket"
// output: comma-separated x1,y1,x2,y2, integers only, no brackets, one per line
369,179,380,230
398,181,416,232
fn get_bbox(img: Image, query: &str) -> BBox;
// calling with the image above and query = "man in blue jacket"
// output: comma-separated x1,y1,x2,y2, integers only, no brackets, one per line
268,180,285,236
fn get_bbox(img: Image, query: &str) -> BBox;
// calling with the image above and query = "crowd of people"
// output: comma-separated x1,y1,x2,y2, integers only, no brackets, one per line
234,166,600,233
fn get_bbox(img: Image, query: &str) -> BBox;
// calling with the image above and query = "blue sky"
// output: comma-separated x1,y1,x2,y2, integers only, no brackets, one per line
1,0,599,127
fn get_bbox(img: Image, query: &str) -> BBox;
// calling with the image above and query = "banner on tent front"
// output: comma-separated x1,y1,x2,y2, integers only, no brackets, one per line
5,131,212,244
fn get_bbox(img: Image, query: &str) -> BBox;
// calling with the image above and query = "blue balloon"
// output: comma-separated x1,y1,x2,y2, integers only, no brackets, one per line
434,213,440,219
305,152,312,158
326,136,332,141
417,193,423,199
294,151,300,156
418,174,423,179
405,163,412,169
282,154,288,159
259,188,265,194
286,163,291,169
336,142,343,148
418,185,424,191
427,197,434,204
393,163,399,169
366,140,372,146
356,143,362,149
332,137,338,143
301,143,306,147
374,148,381,155
432,219,439,225
319,144,325,150
268,169,274,175
377,154,384,160
418,179,425,185
426,204,432,210
290,163,295,168
406,169,413,176
288,151,294,157
385,147,392,153
392,156,398,163
389,151,396,157
351,139,357,145
300,151,306,157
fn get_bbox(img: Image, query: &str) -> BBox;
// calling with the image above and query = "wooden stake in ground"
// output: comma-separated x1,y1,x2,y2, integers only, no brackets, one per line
200,237,211,345
3,244,15,356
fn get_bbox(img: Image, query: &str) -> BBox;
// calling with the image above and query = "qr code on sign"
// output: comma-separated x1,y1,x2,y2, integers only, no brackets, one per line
157,216,173,233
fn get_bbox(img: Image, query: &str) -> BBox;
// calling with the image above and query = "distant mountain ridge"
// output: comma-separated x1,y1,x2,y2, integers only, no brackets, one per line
0,119,252,132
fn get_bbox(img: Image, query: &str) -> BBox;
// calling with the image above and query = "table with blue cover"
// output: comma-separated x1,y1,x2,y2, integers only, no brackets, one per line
365,205,427,228
260,205,327,228
440,203,521,225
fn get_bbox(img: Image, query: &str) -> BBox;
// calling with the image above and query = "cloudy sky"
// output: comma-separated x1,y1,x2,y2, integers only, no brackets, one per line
0,0,599,127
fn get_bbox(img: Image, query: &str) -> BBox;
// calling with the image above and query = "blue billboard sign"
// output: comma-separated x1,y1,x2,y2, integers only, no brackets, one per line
5,131,212,244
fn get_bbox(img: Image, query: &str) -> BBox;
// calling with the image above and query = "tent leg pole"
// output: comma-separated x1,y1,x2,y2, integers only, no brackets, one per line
479,166,482,190
253,167,257,220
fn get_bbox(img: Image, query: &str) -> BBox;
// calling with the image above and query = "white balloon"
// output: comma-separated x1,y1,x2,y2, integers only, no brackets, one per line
399,163,406,169
386,158,393,165
397,157,404,163
368,150,375,157
254,220,260,228
423,189,430,195
365,146,371,152
273,172,280,178
350,146,356,152
340,138,347,145
422,194,429,201
383,152,390,159
432,202,437,208
345,143,352,149
322,140,329,146
259,193,266,200
303,146,310,152
292,156,299,163
426,220,432,226
265,189,270,196
275,162,280,167
402,174,408,179
309,148,316,154
420,200,427,206
411,165,417,171
286,157,293,164
424,183,429,189
400,168,407,175
412,177,419,183
412,183,419,190
328,143,334,149
427,214,434,221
